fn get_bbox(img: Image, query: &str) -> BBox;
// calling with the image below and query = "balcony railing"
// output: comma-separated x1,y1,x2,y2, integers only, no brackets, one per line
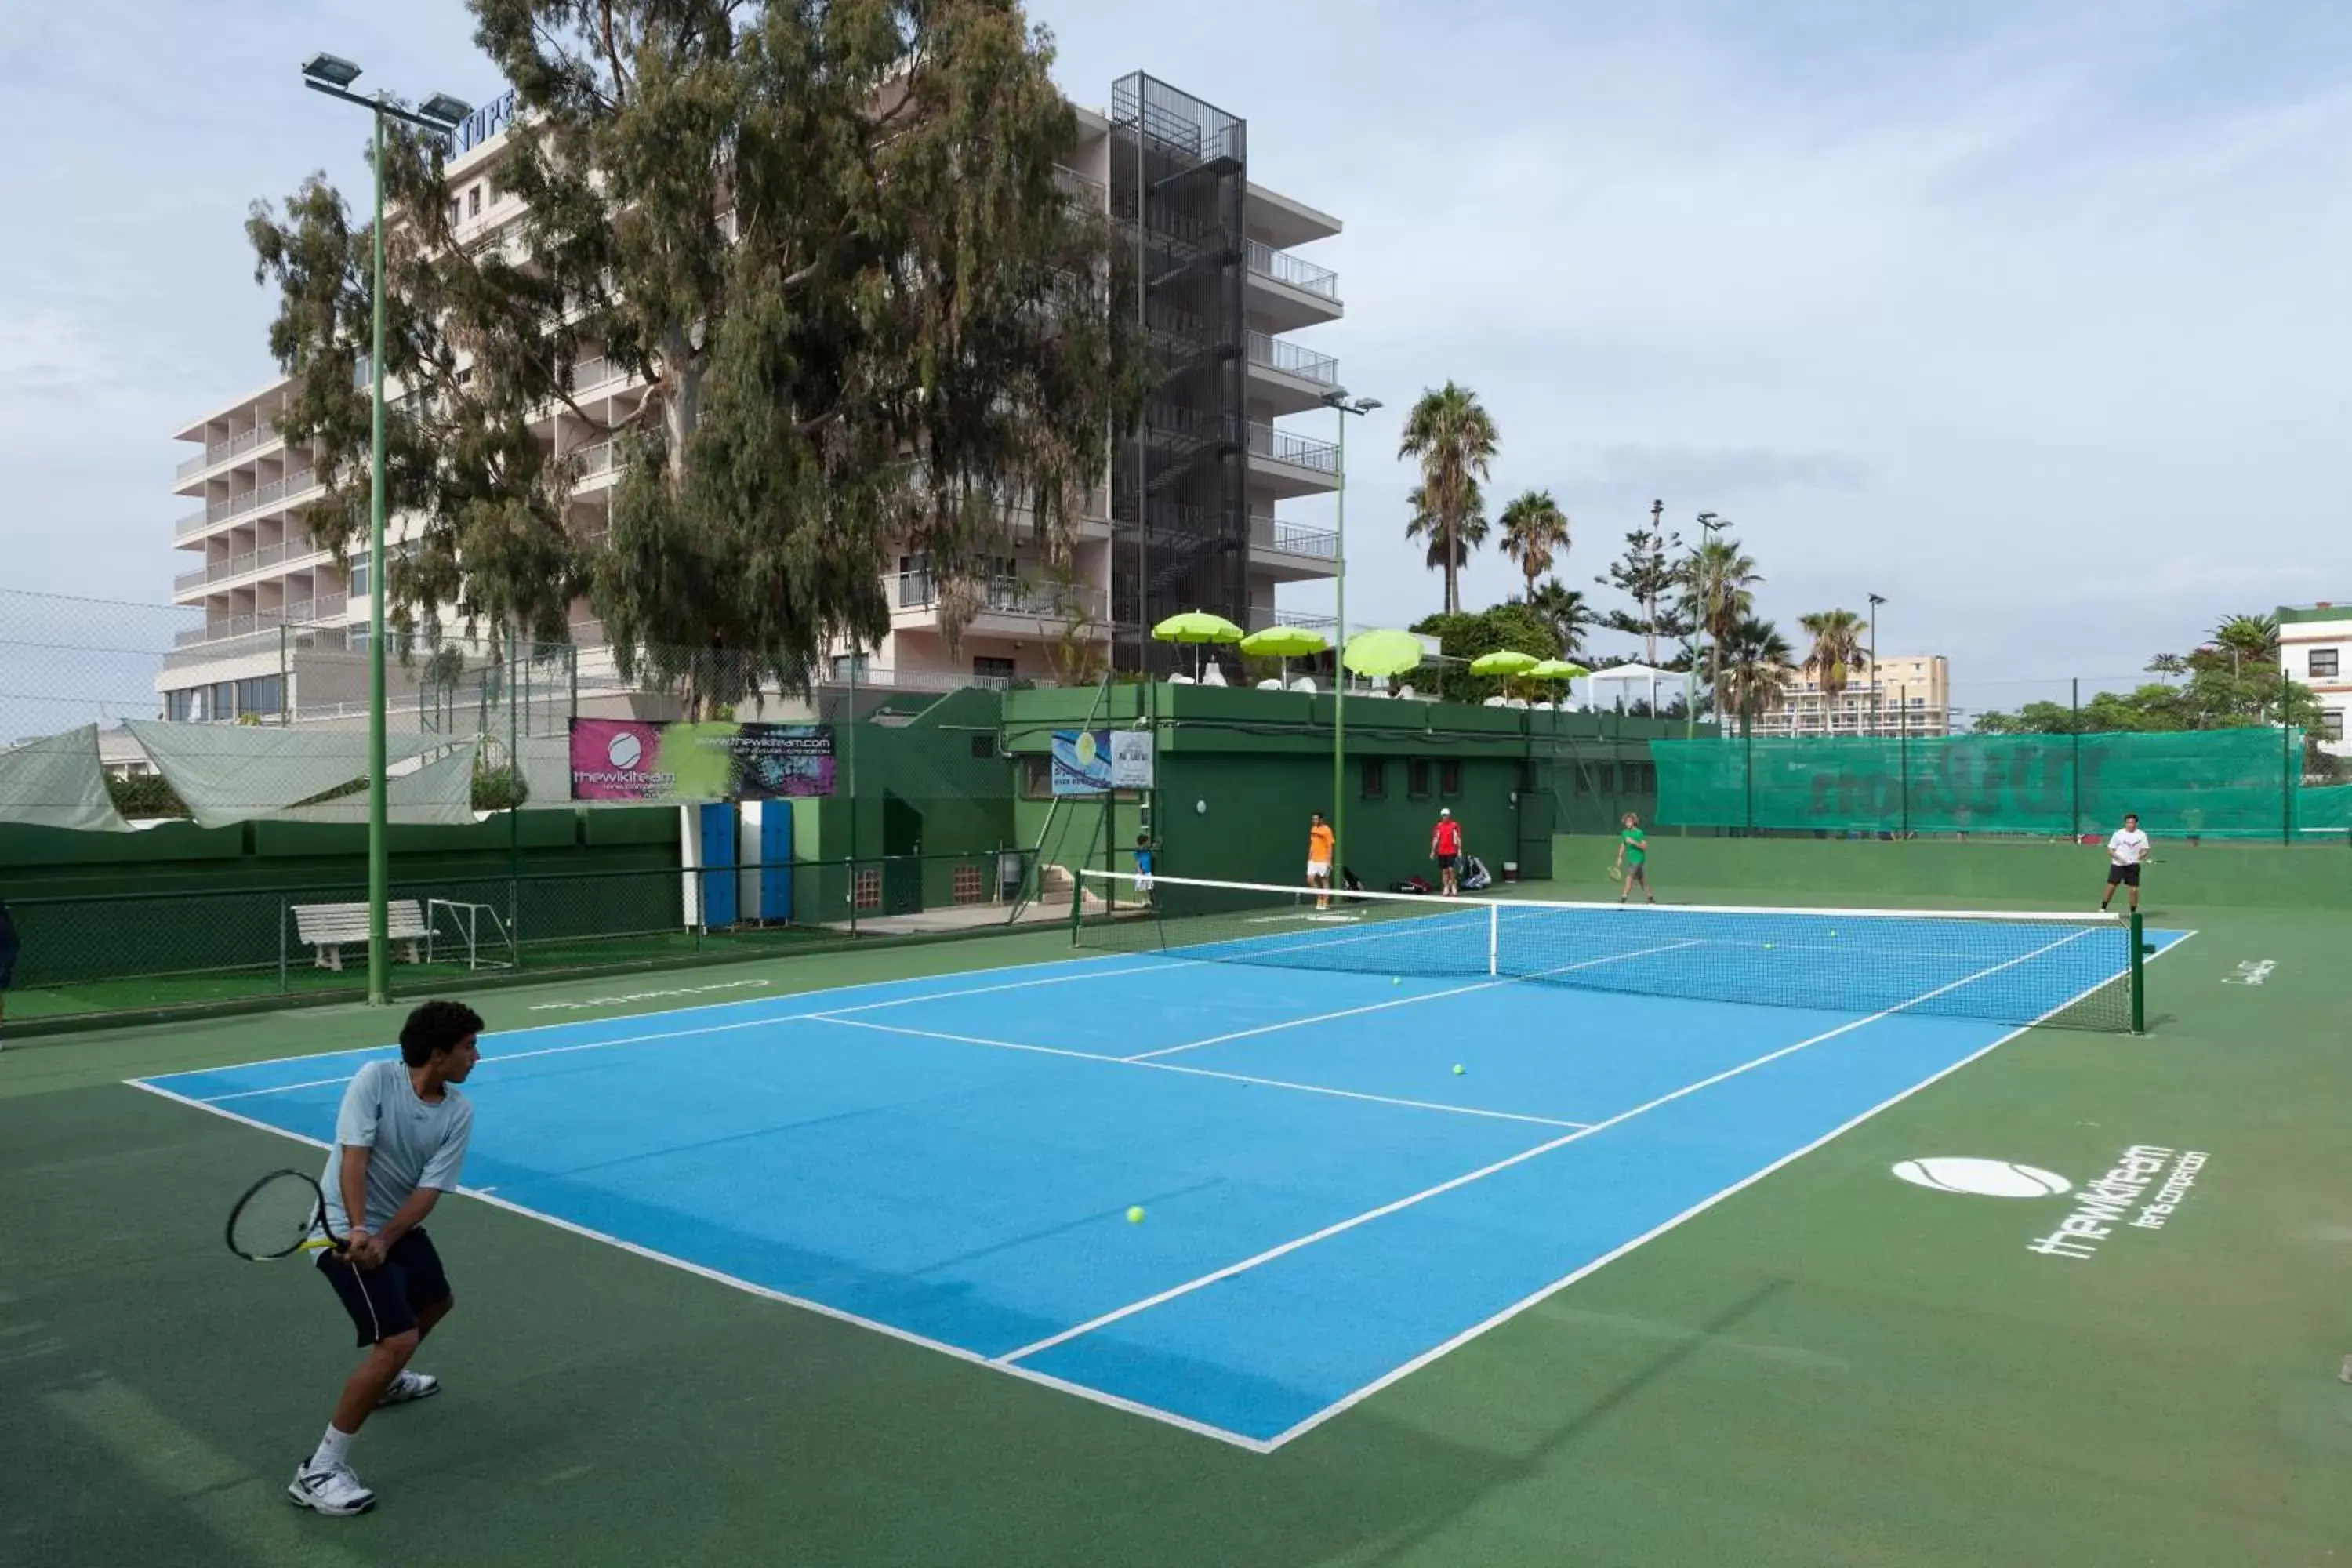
891,573,1106,622
1250,517,1338,559
568,357,631,396
175,451,209,480
169,593,353,649
175,507,212,541
1247,240,1339,300
172,537,331,593
1247,422,1340,474
569,441,619,477
1246,331,1339,387
1247,605,1338,634
1052,165,1106,209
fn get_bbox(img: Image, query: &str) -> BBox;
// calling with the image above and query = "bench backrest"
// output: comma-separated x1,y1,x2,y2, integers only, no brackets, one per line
294,899,429,942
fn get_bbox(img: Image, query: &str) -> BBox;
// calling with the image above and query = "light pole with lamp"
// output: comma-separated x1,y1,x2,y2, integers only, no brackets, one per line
1320,389,1381,882
1867,592,1887,737
300,54,471,1006
1686,510,1726,739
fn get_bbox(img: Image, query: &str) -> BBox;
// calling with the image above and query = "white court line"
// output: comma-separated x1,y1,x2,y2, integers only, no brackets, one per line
1257,925,2202,1449
993,924,2104,1367
118,1077,1271,1453
1123,938,1708,1063
816,1015,1589,1131
183,961,1171,1103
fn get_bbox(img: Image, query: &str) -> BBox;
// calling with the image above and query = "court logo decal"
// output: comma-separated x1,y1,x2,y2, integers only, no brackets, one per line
1892,1149,2209,1262
1890,1157,2070,1198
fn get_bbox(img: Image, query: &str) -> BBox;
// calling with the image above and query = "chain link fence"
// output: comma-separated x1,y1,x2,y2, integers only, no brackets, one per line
2,849,1064,1027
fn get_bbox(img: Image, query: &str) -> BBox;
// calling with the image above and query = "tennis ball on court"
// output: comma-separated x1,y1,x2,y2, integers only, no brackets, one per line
1392,976,1402,985
1452,1064,1465,1076
1127,1206,1145,1225
1765,942,1776,949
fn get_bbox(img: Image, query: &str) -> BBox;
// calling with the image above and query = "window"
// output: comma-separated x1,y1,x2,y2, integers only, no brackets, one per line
973,656,1017,684
2311,648,2339,679
1360,759,1386,800
829,653,867,682
349,554,371,595
1406,759,1432,798
1439,760,1461,797
1592,762,1619,795
236,675,282,717
446,200,461,228
468,184,482,217
853,866,883,911
1622,761,1657,794
165,688,196,721
952,862,985,905
969,735,996,760
1572,762,1593,797
210,682,237,721
2325,709,2346,740
1021,754,1054,800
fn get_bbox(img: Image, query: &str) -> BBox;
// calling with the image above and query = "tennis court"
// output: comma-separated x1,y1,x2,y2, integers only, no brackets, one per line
131,879,2190,1450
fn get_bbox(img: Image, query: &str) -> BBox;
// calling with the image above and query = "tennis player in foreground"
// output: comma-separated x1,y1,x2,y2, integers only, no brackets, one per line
289,999,483,1517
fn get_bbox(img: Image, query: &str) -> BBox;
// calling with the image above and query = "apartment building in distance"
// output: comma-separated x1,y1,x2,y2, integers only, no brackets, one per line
160,71,1344,722
1749,654,1953,739
2277,601,2349,750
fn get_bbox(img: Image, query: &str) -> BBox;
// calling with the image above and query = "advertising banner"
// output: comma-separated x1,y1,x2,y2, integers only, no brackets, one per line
1051,729,1155,794
570,719,836,802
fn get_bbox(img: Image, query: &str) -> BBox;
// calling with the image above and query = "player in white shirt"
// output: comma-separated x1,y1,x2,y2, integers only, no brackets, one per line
2100,812,2151,913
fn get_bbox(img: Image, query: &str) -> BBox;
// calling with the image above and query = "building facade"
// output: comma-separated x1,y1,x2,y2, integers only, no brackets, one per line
1749,654,1952,738
2277,601,2349,750
162,74,1343,721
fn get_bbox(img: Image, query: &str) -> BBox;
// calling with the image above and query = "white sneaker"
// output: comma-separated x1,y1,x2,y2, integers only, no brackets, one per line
288,1461,376,1516
376,1369,440,1407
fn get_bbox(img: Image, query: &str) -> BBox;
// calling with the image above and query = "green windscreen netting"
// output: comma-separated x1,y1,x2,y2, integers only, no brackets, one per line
1654,729,2312,838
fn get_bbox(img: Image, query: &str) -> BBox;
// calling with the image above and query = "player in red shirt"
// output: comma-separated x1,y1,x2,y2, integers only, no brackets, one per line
1429,808,1465,897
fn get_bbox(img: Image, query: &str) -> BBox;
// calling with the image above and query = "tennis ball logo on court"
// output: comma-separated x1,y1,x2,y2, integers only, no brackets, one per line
607,731,644,771
1889,1157,2072,1200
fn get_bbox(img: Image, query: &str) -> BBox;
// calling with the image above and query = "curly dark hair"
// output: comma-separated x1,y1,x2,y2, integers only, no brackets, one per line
398,999,485,1067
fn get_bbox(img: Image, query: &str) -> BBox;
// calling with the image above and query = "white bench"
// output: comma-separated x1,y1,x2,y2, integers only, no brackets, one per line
293,899,430,971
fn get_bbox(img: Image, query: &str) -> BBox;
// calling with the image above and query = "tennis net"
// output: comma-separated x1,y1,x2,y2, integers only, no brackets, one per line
1074,871,2142,1032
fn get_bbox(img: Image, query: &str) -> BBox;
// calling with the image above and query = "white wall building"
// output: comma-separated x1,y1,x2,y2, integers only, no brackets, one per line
161,75,1343,722
1751,654,1952,738
2278,601,2350,751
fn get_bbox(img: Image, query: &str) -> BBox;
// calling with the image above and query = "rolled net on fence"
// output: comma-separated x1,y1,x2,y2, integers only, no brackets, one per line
1654,729,2308,838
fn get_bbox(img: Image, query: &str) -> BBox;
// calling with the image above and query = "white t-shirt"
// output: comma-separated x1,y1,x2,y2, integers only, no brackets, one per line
319,1059,474,1233
2107,828,2151,866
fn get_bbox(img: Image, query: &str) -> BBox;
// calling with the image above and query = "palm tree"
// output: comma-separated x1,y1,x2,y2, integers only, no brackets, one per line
1498,489,1571,605
1797,608,1869,713
1719,615,1796,731
1683,538,1761,719
1404,479,1490,580
1527,578,1594,657
2209,613,2278,676
1397,382,1499,615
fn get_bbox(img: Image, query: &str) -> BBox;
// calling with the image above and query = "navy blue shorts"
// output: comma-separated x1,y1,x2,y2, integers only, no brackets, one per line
316,1229,451,1346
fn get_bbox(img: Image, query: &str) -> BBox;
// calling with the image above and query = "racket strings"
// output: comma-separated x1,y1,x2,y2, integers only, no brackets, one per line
228,1171,325,1260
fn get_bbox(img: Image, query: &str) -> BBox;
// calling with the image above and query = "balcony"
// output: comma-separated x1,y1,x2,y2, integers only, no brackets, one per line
1245,332,1338,388
1247,421,1341,499
1247,605,1337,635
1052,165,1106,209
1250,514,1338,564
1246,240,1342,332
568,357,632,397
889,573,1106,628
169,593,352,649
172,538,329,594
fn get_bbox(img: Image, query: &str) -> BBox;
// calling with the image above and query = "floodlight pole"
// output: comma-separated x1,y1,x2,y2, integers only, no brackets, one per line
1687,511,1725,740
1323,391,1379,880
302,58,468,1005
1867,593,1888,739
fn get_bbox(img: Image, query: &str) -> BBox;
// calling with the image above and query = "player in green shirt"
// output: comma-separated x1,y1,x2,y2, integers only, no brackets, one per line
1613,812,1654,904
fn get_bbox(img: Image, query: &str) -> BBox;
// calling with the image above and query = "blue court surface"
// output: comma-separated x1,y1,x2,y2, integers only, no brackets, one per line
136,918,2190,1451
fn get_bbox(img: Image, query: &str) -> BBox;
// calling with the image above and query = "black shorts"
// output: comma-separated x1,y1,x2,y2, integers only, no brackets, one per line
317,1228,451,1346
2106,862,2141,887
1436,852,1461,871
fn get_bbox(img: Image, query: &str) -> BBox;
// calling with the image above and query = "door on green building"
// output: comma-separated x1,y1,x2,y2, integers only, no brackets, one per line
882,793,924,915
1517,787,1558,880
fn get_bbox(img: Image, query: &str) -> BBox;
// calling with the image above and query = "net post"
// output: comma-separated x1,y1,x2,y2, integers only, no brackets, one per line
1486,901,1499,977
2128,909,2146,1035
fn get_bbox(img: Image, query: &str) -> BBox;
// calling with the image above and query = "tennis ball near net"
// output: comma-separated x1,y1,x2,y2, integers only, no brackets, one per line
1452,1064,1465,1076
1126,1206,1145,1225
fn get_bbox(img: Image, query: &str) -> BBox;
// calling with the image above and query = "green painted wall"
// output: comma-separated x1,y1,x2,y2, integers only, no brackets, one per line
1584,834,2349,910
1004,684,1686,899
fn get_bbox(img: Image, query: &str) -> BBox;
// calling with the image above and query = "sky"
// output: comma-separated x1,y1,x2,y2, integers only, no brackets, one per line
5,0,2349,718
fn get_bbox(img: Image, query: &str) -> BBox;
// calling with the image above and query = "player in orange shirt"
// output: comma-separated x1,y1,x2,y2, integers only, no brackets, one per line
1306,812,1336,910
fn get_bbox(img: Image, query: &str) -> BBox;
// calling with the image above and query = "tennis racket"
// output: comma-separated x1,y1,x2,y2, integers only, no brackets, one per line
225,1167,343,1261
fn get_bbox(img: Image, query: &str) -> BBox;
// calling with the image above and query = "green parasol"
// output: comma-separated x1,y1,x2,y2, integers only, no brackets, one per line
1528,659,1590,681
1152,610,1245,678
1342,629,1426,682
1238,625,1330,687
1469,650,1541,677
